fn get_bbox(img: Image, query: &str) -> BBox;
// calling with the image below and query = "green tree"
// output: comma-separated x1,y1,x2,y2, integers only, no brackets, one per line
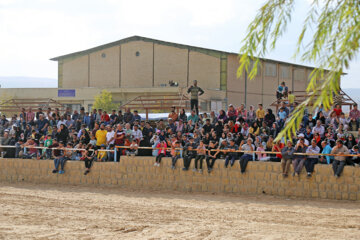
238,0,360,141
93,90,119,113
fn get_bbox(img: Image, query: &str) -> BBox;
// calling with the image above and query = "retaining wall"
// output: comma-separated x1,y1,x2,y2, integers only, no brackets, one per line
0,157,359,201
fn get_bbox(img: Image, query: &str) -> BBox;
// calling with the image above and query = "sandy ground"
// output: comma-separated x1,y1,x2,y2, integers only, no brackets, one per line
0,183,359,240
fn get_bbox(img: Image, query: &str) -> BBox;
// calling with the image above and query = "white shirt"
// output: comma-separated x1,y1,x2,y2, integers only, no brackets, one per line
106,130,115,144
132,129,143,141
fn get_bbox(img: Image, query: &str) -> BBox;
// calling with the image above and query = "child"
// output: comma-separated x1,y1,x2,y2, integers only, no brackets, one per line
44,134,53,159
37,141,46,160
126,140,138,156
194,140,206,173
82,144,96,175
97,144,108,162
256,142,270,161
155,141,167,167
89,132,97,146
171,141,181,169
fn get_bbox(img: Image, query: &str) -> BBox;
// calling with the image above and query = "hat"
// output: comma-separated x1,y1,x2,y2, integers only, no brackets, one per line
100,144,106,147
298,133,305,138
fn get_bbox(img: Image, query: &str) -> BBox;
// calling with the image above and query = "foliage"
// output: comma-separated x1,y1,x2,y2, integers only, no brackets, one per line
238,0,360,142
93,90,119,113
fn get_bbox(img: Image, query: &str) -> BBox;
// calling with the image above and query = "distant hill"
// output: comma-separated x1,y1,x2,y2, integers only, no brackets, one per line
0,76,57,88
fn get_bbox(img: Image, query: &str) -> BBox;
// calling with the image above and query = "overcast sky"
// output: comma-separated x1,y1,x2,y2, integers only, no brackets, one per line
0,0,358,89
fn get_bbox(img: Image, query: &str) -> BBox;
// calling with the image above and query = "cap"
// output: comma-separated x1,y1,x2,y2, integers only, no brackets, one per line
298,133,305,138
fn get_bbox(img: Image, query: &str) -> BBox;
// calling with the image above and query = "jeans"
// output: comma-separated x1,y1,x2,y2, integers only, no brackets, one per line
305,158,318,173
156,153,165,163
224,154,237,167
332,160,346,176
190,99,199,116
292,158,305,174
194,155,205,169
183,155,195,170
240,154,252,173
206,156,217,169
172,155,181,167
54,157,61,170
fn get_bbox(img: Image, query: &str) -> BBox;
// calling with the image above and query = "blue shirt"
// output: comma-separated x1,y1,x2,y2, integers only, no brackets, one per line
322,144,333,164
278,111,287,120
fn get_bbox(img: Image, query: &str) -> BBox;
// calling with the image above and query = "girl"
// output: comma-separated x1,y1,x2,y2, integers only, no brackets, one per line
155,141,167,167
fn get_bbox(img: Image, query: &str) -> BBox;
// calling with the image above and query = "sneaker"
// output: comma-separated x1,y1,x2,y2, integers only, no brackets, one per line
198,169,203,174
84,170,89,175
52,169,57,174
335,174,339,178
192,168,197,172
59,170,63,174
182,168,188,171
154,162,157,166
171,166,175,170
292,172,295,177
157,163,160,167
295,172,299,177
307,172,312,178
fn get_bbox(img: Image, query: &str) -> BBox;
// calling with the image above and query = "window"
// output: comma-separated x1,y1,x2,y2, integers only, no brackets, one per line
135,51,140,57
265,63,277,77
294,69,305,81
249,60,261,77
280,65,290,79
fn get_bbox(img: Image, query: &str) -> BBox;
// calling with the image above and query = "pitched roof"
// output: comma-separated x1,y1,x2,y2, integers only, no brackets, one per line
50,35,326,71
50,35,231,61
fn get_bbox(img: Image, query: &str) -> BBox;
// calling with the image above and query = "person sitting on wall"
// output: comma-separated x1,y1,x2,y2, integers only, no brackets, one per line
331,139,350,178
281,141,295,177
239,138,255,174
276,82,288,100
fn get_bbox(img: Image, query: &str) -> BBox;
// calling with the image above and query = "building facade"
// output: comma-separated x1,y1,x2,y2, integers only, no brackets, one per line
1,36,319,113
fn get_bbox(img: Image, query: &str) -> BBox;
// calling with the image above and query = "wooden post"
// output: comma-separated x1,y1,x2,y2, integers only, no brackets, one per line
145,108,149,121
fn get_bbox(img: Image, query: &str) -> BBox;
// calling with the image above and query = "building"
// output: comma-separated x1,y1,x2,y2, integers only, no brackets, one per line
1,36,322,113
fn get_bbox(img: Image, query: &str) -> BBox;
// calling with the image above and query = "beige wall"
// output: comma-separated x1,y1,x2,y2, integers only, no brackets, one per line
62,55,89,88
189,51,220,90
89,46,120,88
121,41,153,88
1,158,359,201
226,55,244,106
154,44,188,87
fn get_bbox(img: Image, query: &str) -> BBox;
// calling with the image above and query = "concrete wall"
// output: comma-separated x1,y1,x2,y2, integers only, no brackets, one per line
89,46,120,88
121,41,154,88
154,44,188,87
1,157,359,201
189,51,220,90
62,55,89,88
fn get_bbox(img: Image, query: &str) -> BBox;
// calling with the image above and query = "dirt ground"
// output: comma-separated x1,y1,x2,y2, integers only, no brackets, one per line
0,183,359,240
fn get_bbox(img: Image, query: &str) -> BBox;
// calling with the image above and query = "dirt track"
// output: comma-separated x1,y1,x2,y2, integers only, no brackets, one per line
0,183,359,239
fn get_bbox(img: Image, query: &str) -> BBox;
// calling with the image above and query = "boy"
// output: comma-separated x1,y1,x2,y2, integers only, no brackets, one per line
97,144,108,161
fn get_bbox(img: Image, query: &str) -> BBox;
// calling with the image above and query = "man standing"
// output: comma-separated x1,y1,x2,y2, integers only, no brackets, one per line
95,123,107,148
187,80,204,116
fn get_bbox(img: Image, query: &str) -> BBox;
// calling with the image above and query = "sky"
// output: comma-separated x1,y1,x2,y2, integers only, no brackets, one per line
0,0,359,89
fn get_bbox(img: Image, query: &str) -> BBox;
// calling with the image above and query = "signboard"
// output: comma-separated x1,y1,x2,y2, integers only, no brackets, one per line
58,89,75,97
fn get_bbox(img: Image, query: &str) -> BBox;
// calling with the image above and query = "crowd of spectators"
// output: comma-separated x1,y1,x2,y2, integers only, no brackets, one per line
0,97,360,177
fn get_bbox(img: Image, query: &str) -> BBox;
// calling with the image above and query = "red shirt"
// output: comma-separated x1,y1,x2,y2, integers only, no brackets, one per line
333,108,342,117
101,114,110,122
273,143,284,159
